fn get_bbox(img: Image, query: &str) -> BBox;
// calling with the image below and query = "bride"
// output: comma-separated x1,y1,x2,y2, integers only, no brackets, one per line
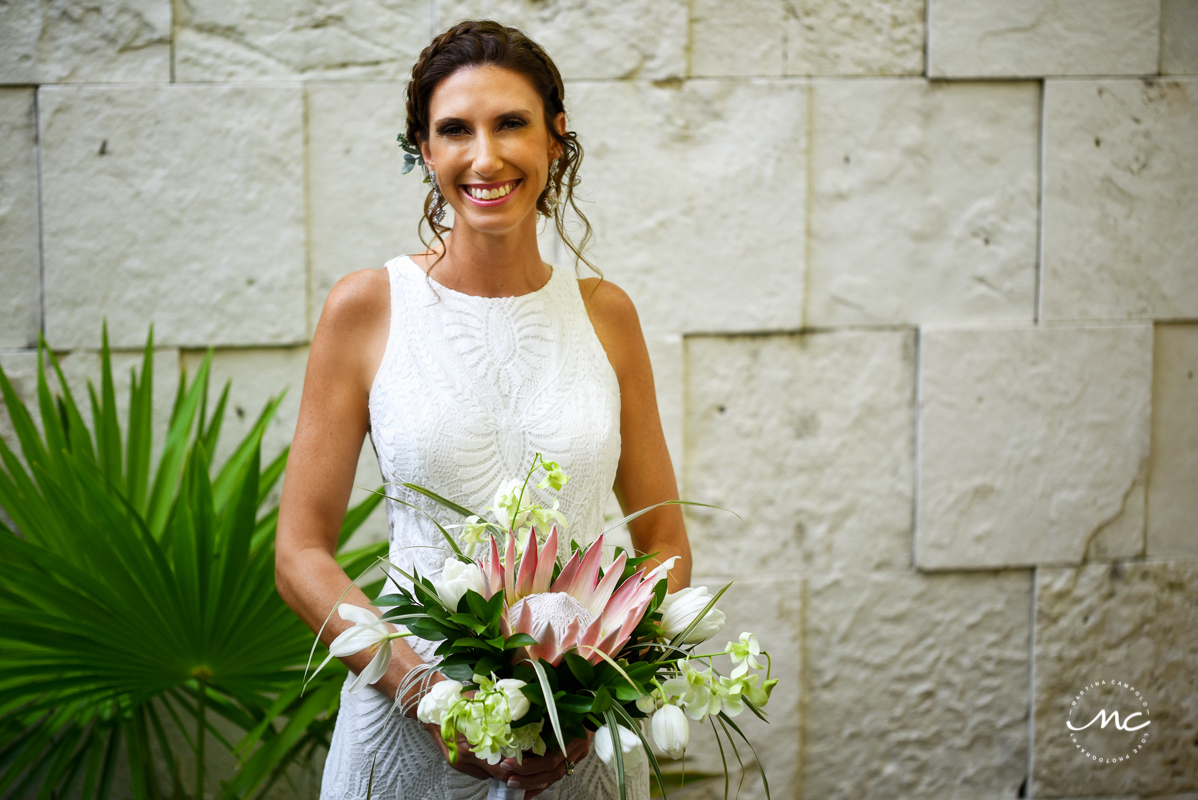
276,19,691,800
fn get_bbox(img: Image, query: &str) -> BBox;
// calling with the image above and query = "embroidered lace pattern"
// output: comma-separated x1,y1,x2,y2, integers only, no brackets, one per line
319,255,647,799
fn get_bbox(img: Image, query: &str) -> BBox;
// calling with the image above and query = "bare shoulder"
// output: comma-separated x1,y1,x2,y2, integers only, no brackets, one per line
577,276,640,329
577,277,646,381
309,267,391,396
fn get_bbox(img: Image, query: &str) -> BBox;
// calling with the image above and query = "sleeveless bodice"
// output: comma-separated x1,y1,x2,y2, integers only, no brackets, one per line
368,255,621,661
321,255,646,800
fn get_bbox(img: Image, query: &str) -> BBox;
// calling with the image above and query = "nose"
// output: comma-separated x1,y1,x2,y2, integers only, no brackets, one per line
471,130,503,177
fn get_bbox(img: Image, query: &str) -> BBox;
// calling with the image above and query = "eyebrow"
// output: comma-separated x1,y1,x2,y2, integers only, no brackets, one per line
434,110,534,128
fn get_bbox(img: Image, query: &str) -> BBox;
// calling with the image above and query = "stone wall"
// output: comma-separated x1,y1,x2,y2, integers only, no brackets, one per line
1,1,1196,798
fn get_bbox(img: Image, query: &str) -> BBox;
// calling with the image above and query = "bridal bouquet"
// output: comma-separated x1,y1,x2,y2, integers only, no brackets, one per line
308,456,778,799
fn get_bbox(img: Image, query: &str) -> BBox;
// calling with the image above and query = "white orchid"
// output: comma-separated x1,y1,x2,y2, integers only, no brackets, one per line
659,586,726,644
660,659,722,721
725,632,764,679
650,703,689,759
434,556,486,611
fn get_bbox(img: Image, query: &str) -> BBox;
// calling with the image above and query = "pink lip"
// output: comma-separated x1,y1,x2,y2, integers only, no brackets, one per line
460,179,521,207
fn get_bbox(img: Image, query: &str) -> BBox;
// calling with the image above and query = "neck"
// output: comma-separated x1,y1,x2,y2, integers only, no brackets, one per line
426,215,550,298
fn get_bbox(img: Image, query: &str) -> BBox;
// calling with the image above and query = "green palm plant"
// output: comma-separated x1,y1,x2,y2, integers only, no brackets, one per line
0,325,386,799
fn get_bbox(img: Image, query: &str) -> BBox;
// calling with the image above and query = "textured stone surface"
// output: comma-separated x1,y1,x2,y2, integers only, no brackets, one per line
917,325,1153,570
690,0,924,77
1033,563,1198,796
569,80,807,334
0,89,39,349
0,347,180,473
685,331,915,577
1162,0,1198,75
785,0,925,76
179,347,387,542
1041,79,1198,322
307,82,438,332
39,85,307,350
669,575,801,800
0,0,170,84
174,0,431,81
928,0,1159,77
690,0,785,77
1147,325,1198,559
645,332,684,484
808,79,1039,326
440,0,687,79
804,570,1030,799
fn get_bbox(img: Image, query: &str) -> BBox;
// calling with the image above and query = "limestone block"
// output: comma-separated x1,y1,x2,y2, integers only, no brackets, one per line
439,0,687,80
685,330,915,577
179,347,387,542
1147,325,1198,558
568,80,807,334
690,0,785,77
306,82,438,332
1041,79,1198,321
174,0,432,81
39,85,307,351
645,331,684,484
917,325,1153,570
928,0,1159,78
804,570,1030,799
808,79,1039,326
785,0,925,76
670,575,801,800
1162,0,1198,75
1033,563,1198,796
0,347,180,475
0,89,39,349
0,0,169,84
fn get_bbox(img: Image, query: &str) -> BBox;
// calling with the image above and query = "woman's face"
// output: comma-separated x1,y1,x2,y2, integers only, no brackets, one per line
419,65,565,238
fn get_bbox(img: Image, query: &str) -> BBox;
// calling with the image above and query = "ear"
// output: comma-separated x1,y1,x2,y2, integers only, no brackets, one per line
550,112,566,159
418,135,434,173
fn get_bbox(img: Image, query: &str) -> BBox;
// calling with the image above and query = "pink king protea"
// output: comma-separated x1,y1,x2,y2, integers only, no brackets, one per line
479,527,666,666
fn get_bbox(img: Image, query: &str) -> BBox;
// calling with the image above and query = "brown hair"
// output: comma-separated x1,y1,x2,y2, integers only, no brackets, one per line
404,20,596,274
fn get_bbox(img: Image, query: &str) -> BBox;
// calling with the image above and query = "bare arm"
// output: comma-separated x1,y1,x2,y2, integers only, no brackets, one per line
275,269,581,793
580,278,693,593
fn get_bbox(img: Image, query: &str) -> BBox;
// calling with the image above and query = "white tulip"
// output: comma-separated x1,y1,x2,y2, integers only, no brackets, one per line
659,586,726,644
416,679,463,725
593,723,643,770
495,678,531,721
434,556,486,611
650,704,689,759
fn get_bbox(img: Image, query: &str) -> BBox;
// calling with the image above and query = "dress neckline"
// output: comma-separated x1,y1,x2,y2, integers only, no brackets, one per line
399,254,556,301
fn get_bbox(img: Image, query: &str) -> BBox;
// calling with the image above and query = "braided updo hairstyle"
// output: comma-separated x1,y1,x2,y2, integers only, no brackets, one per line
405,20,595,273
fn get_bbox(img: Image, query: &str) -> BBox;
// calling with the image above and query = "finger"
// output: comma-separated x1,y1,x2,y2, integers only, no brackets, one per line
500,753,564,775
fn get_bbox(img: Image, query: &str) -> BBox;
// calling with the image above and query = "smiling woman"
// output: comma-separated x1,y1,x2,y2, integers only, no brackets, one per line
275,18,689,800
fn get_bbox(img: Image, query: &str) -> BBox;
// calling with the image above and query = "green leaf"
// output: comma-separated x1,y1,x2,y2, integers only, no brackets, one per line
504,633,538,650
564,653,595,687
603,708,627,800
529,660,567,757
396,482,478,519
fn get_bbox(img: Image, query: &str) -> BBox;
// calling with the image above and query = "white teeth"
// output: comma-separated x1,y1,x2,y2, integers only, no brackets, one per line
468,182,515,200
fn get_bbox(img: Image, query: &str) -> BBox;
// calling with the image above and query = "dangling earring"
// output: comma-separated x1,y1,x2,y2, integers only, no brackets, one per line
543,158,561,214
428,169,447,226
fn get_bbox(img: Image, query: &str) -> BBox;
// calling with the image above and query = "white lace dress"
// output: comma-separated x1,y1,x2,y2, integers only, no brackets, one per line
319,255,650,800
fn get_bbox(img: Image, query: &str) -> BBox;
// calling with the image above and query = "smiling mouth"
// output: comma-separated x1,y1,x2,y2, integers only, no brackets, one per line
461,179,521,202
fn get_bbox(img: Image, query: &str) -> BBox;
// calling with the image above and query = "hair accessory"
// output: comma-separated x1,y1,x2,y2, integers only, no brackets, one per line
397,133,426,177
